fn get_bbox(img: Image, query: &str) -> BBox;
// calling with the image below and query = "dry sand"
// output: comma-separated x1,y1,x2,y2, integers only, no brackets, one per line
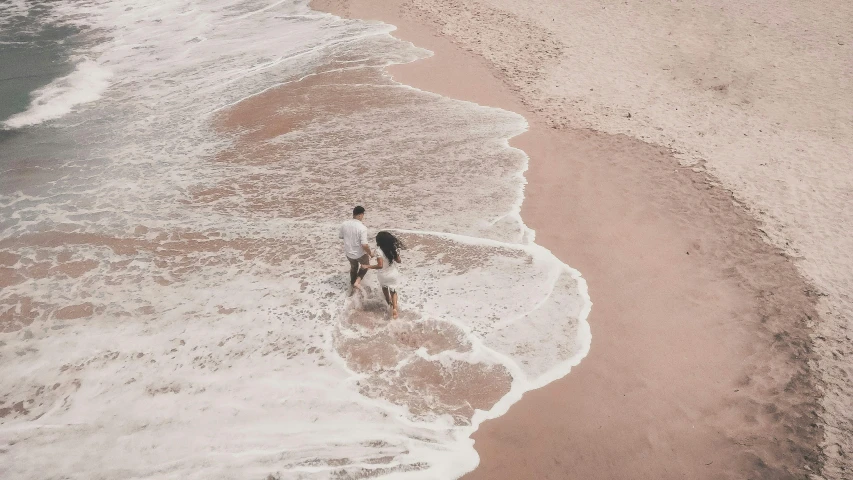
312,0,843,478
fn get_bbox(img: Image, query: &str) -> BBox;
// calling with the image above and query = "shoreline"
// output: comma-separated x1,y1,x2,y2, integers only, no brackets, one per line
311,0,824,478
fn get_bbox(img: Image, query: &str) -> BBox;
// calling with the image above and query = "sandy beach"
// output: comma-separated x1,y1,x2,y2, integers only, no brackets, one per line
313,0,850,478
1,0,848,477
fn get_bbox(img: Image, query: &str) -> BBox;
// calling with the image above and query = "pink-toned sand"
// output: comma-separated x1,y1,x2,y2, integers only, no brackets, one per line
312,0,825,478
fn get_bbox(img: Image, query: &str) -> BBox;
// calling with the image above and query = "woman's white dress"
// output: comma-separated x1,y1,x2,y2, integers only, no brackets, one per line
373,248,402,289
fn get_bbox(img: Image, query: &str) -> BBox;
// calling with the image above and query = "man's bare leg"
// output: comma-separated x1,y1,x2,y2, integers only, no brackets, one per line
350,256,369,295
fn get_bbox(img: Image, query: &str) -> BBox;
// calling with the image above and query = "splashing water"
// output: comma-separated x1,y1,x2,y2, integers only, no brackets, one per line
0,1,591,478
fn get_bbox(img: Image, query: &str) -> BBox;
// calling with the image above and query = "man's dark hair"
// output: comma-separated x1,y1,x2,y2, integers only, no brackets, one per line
353,206,365,216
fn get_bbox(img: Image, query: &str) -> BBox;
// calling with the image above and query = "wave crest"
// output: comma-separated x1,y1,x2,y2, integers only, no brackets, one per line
2,58,112,130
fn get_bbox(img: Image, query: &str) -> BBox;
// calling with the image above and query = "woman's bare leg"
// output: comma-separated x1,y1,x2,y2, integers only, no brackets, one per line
382,287,392,306
391,291,399,319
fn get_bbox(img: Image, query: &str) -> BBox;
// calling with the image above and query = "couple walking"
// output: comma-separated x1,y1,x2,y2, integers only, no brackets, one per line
339,205,404,318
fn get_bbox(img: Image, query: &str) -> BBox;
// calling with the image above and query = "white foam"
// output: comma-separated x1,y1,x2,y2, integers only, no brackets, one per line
0,0,591,478
2,59,113,130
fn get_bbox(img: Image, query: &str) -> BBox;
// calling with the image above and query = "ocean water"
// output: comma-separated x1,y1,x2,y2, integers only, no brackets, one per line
0,1,591,478
0,0,82,127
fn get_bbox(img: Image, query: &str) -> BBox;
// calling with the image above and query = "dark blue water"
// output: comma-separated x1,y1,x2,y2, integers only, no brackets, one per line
0,1,79,124
0,2,82,199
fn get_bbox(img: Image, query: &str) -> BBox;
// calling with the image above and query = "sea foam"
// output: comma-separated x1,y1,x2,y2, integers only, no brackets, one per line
2,58,112,130
0,1,591,478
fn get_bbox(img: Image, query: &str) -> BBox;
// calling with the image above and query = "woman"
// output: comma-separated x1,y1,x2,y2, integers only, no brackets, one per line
362,231,404,318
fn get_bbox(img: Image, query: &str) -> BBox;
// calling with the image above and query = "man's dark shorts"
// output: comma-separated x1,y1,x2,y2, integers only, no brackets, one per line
348,254,369,285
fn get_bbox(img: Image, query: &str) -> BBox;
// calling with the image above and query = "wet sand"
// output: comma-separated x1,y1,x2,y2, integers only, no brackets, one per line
313,0,824,478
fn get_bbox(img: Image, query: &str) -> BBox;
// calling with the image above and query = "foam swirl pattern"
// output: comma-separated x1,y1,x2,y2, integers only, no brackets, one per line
0,1,591,478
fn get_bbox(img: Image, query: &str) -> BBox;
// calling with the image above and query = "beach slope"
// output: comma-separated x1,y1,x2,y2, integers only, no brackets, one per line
313,0,831,478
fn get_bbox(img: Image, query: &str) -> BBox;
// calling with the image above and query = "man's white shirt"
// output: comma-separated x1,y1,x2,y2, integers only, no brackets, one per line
339,219,368,259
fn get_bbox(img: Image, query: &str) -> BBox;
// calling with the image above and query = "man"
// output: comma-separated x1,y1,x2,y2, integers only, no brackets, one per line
339,205,372,292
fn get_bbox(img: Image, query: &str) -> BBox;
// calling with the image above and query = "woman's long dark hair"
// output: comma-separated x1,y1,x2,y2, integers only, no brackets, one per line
376,231,403,265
